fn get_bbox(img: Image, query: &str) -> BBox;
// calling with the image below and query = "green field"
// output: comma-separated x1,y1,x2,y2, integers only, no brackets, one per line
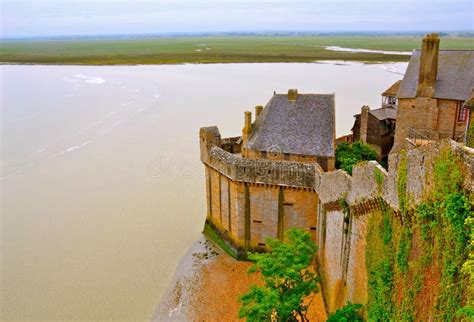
1,36,473,65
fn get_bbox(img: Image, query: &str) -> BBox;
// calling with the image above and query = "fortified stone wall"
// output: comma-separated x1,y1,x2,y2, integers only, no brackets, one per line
201,127,319,256
200,126,474,312
314,140,473,313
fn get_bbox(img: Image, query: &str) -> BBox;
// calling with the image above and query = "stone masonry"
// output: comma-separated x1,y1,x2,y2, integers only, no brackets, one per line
200,124,474,312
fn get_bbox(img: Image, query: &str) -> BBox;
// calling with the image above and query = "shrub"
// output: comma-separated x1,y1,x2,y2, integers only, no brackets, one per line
336,141,377,175
238,229,319,321
327,303,363,322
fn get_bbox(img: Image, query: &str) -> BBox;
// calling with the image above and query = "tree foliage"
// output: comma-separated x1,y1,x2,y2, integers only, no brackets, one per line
238,228,319,321
335,141,377,175
327,303,364,322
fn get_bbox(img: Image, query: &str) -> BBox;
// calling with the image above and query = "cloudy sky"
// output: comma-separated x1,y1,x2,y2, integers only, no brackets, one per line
1,0,473,38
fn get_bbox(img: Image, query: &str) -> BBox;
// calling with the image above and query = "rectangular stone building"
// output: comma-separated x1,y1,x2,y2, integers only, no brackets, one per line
393,33,474,152
200,90,335,257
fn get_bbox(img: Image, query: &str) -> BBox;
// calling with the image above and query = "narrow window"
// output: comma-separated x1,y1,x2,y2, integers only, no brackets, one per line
458,107,468,122
284,153,290,160
260,151,267,158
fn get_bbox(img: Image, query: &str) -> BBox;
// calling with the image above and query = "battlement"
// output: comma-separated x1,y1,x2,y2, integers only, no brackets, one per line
208,146,316,188
201,126,473,207
201,126,317,188
314,139,473,212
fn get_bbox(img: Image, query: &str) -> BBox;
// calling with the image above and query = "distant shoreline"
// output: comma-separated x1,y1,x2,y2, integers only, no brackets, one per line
0,59,405,67
1,36,472,66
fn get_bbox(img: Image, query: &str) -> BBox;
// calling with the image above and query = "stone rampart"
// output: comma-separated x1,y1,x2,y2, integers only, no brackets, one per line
200,126,474,313
207,146,316,189
314,139,473,313
314,140,473,212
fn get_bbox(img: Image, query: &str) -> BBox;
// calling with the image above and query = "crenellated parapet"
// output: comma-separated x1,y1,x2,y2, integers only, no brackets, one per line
201,126,474,212
208,146,316,188
201,126,317,189
313,139,473,214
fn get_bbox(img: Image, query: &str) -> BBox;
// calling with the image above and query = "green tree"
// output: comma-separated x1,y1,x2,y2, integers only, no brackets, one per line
327,303,363,322
238,228,319,321
335,141,377,175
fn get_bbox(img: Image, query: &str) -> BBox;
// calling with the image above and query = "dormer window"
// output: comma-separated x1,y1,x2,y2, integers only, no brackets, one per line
458,107,468,122
383,96,397,106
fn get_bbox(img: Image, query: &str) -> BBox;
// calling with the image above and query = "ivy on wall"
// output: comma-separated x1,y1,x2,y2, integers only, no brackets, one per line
365,148,473,321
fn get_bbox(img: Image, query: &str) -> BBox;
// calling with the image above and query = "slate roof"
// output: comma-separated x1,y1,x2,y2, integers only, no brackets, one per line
245,93,335,157
382,80,402,96
370,107,397,120
397,50,474,101
353,106,397,121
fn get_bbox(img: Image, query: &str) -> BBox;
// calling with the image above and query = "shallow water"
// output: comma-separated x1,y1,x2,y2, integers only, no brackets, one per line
325,46,412,55
0,62,405,321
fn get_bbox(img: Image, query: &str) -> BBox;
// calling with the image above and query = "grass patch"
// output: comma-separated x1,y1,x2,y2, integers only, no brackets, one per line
1,36,473,65
203,223,239,260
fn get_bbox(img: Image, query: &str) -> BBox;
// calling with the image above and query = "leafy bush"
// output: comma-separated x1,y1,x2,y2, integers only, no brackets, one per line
238,228,319,321
327,303,363,322
336,141,377,175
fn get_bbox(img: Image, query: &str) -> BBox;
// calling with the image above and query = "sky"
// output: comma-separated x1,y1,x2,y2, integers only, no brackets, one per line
1,0,473,38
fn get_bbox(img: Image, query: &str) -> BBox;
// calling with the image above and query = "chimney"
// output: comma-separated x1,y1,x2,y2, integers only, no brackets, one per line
255,105,263,118
242,111,252,152
288,89,298,101
417,33,440,97
360,105,370,143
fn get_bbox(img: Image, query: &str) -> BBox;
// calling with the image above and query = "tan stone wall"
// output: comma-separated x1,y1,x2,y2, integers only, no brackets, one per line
393,97,437,152
316,208,373,313
393,98,466,153
436,99,467,139
205,166,211,219
220,175,231,232
319,210,345,312
282,188,318,241
346,213,369,306
206,164,319,252
207,166,246,247
210,168,222,226
248,184,279,246
229,181,245,242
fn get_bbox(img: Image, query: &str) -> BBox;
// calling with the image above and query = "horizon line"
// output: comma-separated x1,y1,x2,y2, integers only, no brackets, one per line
2,30,473,42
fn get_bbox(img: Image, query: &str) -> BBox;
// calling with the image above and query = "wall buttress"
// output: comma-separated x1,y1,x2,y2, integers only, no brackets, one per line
244,184,251,256
277,186,285,240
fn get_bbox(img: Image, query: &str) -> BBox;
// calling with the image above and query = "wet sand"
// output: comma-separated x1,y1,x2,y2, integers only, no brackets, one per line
155,235,327,321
